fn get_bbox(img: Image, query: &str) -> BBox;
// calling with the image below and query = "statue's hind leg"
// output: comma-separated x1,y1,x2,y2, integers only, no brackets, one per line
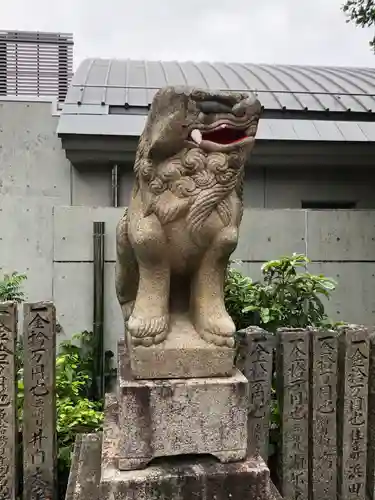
191,226,237,348
127,213,170,346
115,208,139,322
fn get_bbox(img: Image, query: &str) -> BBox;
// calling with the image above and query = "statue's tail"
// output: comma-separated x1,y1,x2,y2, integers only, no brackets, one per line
115,208,139,321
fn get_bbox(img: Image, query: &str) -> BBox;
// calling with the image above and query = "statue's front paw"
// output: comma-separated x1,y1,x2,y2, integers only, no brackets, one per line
196,314,236,348
127,315,169,346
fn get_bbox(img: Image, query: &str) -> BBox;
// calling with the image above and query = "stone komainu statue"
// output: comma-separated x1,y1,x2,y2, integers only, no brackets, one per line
116,86,261,349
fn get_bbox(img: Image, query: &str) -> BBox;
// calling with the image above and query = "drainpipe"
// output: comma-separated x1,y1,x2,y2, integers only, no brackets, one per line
93,221,105,400
111,164,119,207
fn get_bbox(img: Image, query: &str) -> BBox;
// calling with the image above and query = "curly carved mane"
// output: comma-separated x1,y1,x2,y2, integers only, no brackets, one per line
134,146,246,241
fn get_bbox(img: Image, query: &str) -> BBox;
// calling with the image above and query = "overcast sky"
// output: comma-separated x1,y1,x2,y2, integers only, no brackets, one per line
2,0,375,68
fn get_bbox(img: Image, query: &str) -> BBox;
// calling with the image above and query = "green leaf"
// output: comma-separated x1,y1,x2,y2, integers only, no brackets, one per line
260,308,271,324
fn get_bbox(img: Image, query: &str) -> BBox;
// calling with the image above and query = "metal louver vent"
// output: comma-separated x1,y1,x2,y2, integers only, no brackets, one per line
0,30,73,102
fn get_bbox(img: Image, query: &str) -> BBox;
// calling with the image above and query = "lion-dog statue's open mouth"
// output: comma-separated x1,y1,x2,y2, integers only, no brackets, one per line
186,93,260,153
116,86,262,349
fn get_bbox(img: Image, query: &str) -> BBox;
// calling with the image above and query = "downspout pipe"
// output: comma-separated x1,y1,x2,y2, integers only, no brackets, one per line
93,221,105,400
111,164,119,208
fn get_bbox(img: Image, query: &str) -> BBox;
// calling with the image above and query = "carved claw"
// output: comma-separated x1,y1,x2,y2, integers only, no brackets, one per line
196,315,236,348
199,330,235,348
127,315,169,346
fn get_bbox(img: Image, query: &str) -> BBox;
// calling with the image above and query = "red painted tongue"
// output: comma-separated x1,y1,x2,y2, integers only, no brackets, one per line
202,127,245,145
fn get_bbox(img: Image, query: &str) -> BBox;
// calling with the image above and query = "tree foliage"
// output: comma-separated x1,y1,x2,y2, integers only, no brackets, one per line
342,0,375,50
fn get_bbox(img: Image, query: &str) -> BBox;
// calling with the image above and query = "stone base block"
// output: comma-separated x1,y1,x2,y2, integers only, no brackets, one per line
126,314,235,379
106,366,248,470
66,433,277,500
101,456,272,500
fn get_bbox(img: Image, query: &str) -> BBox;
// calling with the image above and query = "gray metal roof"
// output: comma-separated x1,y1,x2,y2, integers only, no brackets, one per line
58,58,375,143
64,58,375,113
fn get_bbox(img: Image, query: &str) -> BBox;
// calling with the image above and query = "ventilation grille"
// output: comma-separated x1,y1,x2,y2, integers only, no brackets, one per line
0,30,73,102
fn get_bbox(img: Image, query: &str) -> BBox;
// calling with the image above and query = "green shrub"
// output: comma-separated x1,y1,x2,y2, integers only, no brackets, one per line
0,271,27,302
17,331,110,498
225,253,338,332
54,332,105,471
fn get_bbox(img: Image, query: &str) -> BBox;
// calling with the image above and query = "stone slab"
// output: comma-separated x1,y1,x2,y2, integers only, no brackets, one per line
23,302,57,500
270,482,283,500
0,302,18,500
65,433,275,500
127,314,235,379
109,351,248,470
65,433,101,500
367,331,375,500
277,328,309,500
310,329,338,500
236,327,275,460
337,325,369,500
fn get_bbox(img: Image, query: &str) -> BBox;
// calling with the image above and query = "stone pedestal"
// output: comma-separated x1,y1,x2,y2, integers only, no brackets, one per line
66,433,279,500
65,335,278,499
65,338,278,500
105,342,248,470
127,314,235,379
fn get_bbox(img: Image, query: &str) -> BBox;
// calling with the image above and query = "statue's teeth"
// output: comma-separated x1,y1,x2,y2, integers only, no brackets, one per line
191,129,202,144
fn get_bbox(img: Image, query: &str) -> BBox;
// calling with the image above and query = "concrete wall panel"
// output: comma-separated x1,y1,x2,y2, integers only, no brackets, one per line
53,206,123,262
53,262,92,341
53,262,123,352
306,210,375,261
233,209,307,261
0,196,53,301
308,262,375,325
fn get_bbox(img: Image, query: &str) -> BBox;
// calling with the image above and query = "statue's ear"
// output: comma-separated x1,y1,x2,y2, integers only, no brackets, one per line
148,113,189,160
